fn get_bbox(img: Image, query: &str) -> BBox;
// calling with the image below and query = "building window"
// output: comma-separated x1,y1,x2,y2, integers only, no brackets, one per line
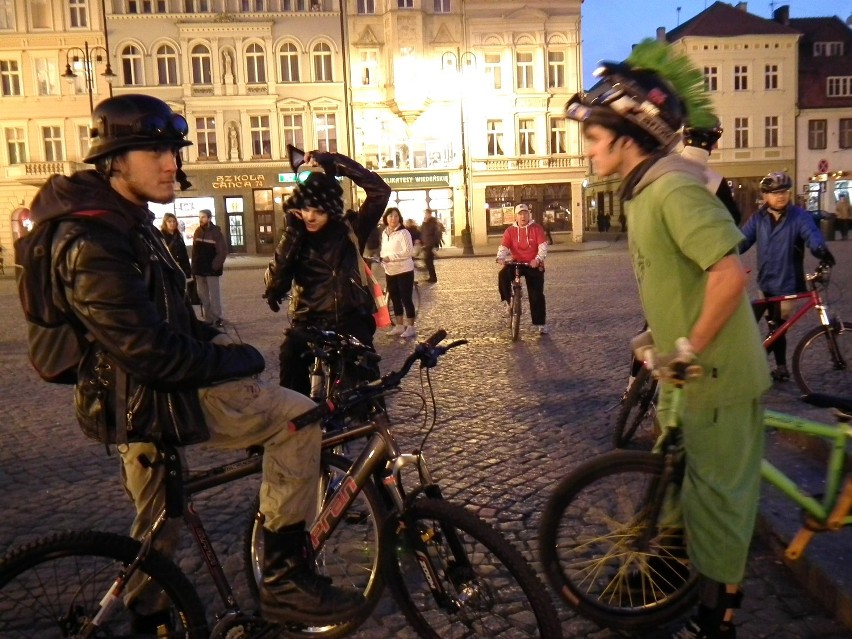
734,65,748,91
550,117,567,154
184,0,211,11
68,0,88,27
42,125,64,161
77,124,89,159
128,0,168,11
840,119,852,150
484,53,501,90
486,119,504,156
433,0,450,12
516,52,533,90
314,112,337,152
155,44,179,85
398,0,413,7
814,42,844,56
281,112,304,150
195,116,217,159
191,44,212,84
734,117,748,148
283,0,308,10
356,0,374,13
0,0,16,30
764,116,779,148
808,119,827,149
359,50,378,86
827,76,852,97
312,42,333,82
518,118,535,155
250,115,271,158
5,127,26,164
703,66,717,91
547,51,565,89
765,64,778,90
0,59,21,95
246,43,267,83
121,45,144,85
240,0,269,9
279,43,300,82
34,57,59,95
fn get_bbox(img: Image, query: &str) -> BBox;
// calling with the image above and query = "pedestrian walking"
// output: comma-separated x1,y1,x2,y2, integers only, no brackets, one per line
191,209,228,326
419,208,440,283
837,193,850,240
381,207,417,338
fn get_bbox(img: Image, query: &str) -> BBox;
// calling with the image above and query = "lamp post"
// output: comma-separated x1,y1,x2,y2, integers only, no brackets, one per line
441,49,476,256
63,42,115,114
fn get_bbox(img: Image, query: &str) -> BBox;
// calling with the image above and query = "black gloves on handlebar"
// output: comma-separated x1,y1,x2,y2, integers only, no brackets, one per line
814,246,836,268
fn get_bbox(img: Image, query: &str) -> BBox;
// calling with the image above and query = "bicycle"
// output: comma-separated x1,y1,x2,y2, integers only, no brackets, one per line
613,261,850,448
540,361,852,632
0,332,562,639
503,261,528,342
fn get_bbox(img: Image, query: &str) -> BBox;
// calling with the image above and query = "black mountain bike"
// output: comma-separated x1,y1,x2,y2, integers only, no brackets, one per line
0,332,562,639
505,261,528,342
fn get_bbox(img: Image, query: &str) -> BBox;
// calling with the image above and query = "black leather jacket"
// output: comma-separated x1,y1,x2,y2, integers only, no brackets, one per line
29,171,265,445
266,154,390,326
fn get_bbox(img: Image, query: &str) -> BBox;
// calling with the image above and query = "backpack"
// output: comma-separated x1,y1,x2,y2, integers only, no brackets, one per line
14,211,113,384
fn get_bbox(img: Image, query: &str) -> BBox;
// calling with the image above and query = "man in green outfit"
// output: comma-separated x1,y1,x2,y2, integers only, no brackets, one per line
566,41,770,639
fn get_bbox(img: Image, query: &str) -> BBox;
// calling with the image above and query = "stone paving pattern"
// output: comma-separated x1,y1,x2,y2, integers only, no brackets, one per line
1,238,852,638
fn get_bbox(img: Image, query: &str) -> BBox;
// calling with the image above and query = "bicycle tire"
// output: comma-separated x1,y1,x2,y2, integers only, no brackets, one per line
243,452,386,639
0,529,209,638
382,497,563,639
612,367,659,448
791,321,852,396
511,290,522,342
539,450,697,631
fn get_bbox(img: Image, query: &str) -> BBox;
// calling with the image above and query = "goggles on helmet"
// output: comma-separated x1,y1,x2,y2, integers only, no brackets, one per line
93,113,189,143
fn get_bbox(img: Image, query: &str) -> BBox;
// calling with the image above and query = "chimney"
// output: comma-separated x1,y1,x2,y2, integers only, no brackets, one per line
735,2,748,11
656,26,666,42
773,5,790,25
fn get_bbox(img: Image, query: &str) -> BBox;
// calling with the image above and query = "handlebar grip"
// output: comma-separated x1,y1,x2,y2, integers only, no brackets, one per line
287,400,334,432
424,330,447,348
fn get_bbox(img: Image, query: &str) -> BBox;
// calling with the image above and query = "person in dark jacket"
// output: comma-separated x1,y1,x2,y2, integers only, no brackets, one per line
191,208,228,326
160,212,191,277
419,208,441,283
740,171,835,382
26,94,362,631
263,150,391,395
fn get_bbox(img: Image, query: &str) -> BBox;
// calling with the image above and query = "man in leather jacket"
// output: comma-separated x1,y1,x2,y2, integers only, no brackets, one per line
263,151,391,395
27,94,362,630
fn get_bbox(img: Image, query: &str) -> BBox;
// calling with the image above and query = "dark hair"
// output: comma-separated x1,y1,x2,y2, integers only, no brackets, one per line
383,207,402,226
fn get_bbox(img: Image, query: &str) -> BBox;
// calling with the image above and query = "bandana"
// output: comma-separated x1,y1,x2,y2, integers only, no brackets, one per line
285,172,344,217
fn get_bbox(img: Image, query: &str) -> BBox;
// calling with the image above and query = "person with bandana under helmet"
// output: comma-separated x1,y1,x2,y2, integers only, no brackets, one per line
566,40,771,639
263,150,391,395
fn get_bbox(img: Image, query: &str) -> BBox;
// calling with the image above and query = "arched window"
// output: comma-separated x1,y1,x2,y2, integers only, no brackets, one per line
246,43,267,83
311,42,332,82
155,44,179,85
190,44,212,84
120,44,144,86
278,43,300,83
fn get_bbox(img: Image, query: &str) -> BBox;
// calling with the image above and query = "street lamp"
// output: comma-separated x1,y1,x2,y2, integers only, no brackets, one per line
62,42,115,114
441,49,476,256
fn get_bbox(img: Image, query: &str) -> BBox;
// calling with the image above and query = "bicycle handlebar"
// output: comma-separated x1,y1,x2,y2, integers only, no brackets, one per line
806,261,832,285
287,330,466,431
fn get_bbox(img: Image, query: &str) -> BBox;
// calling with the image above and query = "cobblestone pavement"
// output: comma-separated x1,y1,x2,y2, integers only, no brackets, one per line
1,240,852,638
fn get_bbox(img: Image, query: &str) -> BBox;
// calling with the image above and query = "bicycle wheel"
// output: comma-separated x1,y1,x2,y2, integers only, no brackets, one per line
382,497,563,639
0,530,208,638
612,367,658,448
791,321,852,396
244,452,386,639
539,450,696,631
510,290,522,342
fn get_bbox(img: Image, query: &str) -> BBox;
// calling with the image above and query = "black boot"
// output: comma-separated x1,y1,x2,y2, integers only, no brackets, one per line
671,578,741,639
261,522,365,624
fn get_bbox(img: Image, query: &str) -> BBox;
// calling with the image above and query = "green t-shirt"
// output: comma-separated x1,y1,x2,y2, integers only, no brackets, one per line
627,171,770,408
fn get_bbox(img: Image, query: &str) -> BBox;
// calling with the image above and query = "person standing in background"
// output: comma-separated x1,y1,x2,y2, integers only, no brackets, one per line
836,193,850,240
161,212,191,278
419,208,441,283
381,207,417,339
192,209,228,327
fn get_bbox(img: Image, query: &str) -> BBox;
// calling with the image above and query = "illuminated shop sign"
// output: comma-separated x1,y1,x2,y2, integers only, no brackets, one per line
213,174,266,189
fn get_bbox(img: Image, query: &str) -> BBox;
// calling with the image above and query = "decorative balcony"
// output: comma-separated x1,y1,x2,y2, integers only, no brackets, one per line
6,161,86,185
